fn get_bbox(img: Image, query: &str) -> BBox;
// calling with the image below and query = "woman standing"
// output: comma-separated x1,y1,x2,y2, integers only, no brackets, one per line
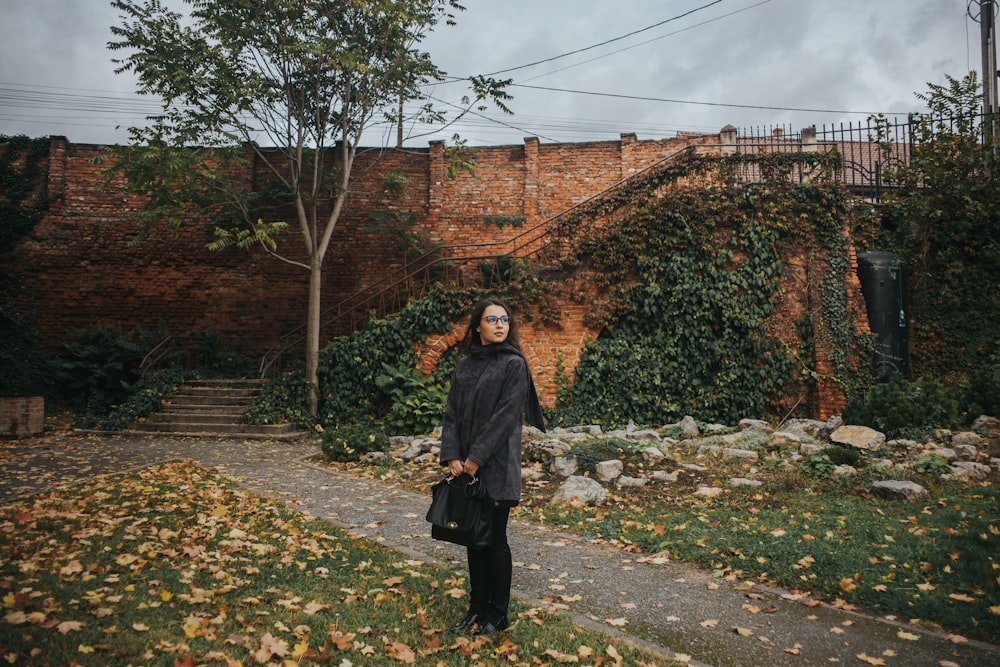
440,296,546,637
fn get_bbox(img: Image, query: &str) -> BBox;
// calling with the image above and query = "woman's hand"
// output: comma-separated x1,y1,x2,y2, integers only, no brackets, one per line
447,459,464,476
463,459,480,477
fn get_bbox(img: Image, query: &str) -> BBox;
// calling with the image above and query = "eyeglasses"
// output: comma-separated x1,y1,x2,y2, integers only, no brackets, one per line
483,315,510,325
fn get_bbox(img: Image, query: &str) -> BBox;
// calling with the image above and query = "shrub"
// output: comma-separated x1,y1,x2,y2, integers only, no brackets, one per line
321,424,389,463
913,454,952,476
57,323,142,423
958,359,1000,422
245,371,314,427
801,454,836,479
842,374,959,437
821,445,861,467
376,363,449,436
103,368,195,430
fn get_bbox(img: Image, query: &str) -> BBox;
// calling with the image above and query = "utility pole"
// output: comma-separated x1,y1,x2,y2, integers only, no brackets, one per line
981,0,999,143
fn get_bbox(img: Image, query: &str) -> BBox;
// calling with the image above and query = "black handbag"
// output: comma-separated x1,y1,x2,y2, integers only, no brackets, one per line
425,474,494,548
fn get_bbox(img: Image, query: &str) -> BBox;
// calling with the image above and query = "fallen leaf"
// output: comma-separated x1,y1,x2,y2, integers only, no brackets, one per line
896,630,920,641
948,593,976,602
857,652,886,665
605,617,627,627
385,641,415,663
733,626,754,637
57,620,84,634
700,619,720,628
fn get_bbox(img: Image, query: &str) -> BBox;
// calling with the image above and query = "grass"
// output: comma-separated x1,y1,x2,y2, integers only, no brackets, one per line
364,434,1000,644
529,477,1000,642
0,461,677,666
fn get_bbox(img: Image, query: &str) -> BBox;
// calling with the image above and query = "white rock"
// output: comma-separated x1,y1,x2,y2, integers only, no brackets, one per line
617,476,648,488
551,476,607,505
695,486,723,497
770,431,803,448
629,429,663,442
739,419,771,432
948,461,991,481
642,446,666,464
933,448,958,462
651,470,679,482
680,415,700,438
972,415,1000,430
550,455,578,477
684,463,708,472
521,465,545,481
799,443,824,456
867,480,929,501
952,431,985,448
832,464,858,478
727,477,763,488
594,460,624,482
952,444,979,460
830,425,886,450
723,448,759,461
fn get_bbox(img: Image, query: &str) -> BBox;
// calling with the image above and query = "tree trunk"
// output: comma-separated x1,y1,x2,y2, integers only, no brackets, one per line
306,259,322,417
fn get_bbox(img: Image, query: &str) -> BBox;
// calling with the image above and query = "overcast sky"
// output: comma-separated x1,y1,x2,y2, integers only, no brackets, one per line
0,0,984,147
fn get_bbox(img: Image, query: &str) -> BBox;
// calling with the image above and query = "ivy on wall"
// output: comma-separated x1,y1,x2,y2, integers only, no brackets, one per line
1,135,53,395
550,153,865,427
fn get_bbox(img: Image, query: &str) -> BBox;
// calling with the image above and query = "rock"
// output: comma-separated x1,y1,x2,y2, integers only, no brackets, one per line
727,477,763,488
872,458,894,469
952,444,979,460
680,415,700,438
521,465,545,481
695,486,723,497
550,455,578,477
642,447,666,465
696,445,722,457
389,435,411,449
992,457,1000,468
867,480,930,501
651,470,679,482
888,439,920,450
683,463,708,472
830,425,886,450
722,448,759,461
739,419,771,433
779,418,827,438
832,464,858,478
562,424,604,437
413,452,437,464
629,429,663,443
361,451,387,465
799,443,825,456
770,431,803,448
951,431,985,449
594,460,624,482
552,476,606,505
617,476,648,488
526,438,574,459
932,447,957,462
702,423,729,434
947,461,991,481
972,415,1000,431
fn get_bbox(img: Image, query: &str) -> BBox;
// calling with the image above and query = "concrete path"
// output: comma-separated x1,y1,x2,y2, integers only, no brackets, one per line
2,433,998,667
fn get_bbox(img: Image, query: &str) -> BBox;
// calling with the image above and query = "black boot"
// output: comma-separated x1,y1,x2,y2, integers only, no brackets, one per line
473,616,509,637
450,610,480,633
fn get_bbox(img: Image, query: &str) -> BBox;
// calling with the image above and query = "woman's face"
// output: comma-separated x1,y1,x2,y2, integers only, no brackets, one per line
477,304,511,346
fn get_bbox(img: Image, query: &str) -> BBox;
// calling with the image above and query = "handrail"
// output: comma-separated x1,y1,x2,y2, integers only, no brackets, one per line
258,142,714,376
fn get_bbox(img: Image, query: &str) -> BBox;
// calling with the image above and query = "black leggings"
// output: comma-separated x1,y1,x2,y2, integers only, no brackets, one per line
466,504,512,624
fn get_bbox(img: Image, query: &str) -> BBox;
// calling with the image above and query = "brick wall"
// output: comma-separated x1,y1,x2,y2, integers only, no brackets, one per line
2,131,863,419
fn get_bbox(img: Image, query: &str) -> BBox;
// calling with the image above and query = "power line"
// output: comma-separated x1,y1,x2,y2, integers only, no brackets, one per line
485,0,723,76
507,83,913,116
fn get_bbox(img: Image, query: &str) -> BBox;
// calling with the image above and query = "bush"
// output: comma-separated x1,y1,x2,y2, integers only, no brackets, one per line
958,360,1000,422
821,445,861,467
57,323,142,422
377,363,449,436
103,368,195,430
842,374,959,437
245,371,314,427
321,424,389,463
913,454,952,475
801,454,836,479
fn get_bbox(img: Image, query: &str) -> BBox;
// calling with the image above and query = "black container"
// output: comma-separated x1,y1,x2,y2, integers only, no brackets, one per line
856,251,909,380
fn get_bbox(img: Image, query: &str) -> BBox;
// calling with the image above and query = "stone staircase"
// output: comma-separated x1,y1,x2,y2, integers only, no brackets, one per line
130,379,302,440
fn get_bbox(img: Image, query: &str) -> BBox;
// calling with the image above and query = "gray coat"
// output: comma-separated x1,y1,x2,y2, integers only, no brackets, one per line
440,342,543,504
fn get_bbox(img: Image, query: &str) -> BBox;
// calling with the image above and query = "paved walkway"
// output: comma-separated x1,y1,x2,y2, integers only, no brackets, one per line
2,433,998,667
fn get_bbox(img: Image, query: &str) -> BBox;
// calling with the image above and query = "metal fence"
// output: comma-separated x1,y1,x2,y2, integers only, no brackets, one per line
735,112,989,200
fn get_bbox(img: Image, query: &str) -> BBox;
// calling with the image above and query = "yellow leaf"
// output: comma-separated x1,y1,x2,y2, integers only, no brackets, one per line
742,604,761,614
839,577,858,592
948,593,976,602
896,630,920,641
700,619,720,628
605,617,627,627
159,590,173,602
385,640,415,663
132,623,150,632
857,652,886,665
733,626,754,637
916,582,936,591
988,605,1000,616
77,645,95,654
292,639,311,659
770,529,786,537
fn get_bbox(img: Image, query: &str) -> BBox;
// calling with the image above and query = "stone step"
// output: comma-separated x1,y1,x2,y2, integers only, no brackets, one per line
132,378,301,440
144,413,245,426
166,394,256,407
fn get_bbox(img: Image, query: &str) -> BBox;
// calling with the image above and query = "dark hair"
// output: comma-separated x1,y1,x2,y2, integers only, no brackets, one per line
462,295,520,352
